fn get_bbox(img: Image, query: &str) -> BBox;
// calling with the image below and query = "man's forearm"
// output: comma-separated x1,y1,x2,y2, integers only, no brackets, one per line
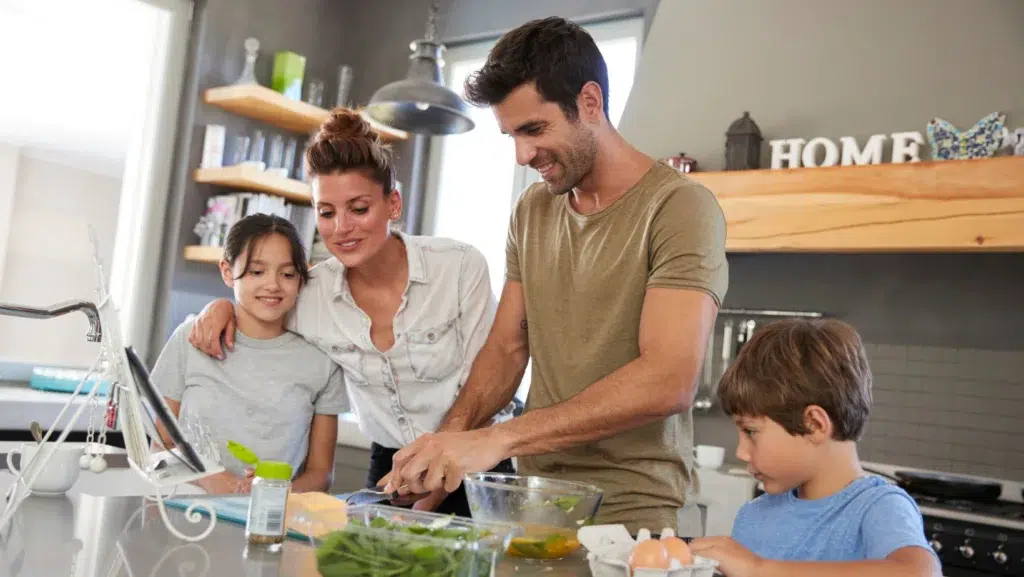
439,341,528,433
489,353,696,458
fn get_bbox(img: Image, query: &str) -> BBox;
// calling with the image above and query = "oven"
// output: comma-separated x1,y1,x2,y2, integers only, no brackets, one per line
921,512,1023,576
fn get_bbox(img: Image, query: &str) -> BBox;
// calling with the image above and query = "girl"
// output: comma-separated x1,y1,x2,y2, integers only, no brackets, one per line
152,214,346,494
187,108,516,514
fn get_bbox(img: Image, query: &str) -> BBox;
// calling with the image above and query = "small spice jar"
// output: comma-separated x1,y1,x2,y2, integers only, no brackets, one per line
245,460,293,550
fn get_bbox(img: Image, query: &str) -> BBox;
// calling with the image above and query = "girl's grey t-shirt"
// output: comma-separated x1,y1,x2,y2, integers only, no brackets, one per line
150,319,347,477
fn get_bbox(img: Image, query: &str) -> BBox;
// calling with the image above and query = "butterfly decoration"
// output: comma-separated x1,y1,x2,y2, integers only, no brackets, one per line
926,111,1006,160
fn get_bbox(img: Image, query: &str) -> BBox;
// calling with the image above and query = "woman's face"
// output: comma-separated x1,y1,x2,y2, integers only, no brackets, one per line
312,170,401,269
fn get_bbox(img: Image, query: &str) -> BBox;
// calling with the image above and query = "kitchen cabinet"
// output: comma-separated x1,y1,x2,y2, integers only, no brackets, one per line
695,467,759,537
690,156,1024,252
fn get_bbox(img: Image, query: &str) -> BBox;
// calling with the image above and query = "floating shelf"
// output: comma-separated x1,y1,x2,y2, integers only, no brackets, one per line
183,245,223,264
194,165,312,203
203,84,408,140
688,156,1024,252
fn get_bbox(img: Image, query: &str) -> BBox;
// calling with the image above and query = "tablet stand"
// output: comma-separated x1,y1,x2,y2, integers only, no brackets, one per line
0,236,225,542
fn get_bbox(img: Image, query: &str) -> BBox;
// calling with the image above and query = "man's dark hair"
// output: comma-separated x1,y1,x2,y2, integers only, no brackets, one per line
464,17,609,120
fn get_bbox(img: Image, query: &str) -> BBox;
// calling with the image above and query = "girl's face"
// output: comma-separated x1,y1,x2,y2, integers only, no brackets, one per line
218,233,301,327
312,170,401,269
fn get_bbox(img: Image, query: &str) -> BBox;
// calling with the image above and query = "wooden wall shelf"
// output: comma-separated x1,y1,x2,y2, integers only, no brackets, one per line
183,245,223,264
688,156,1024,252
194,165,312,203
203,84,409,141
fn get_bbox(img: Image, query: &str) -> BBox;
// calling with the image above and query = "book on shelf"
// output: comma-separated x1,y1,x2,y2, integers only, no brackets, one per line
193,192,317,257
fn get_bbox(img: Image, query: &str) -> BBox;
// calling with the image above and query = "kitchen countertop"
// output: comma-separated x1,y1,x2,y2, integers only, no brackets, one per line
0,466,593,577
0,493,594,576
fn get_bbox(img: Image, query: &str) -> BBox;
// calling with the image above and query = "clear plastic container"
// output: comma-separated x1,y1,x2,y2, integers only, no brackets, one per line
292,504,520,577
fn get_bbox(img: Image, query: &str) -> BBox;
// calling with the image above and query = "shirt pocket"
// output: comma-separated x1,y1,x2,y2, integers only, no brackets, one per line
405,317,462,382
332,343,370,387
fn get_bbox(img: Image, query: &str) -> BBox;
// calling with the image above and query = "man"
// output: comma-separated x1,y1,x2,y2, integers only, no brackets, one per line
384,16,728,535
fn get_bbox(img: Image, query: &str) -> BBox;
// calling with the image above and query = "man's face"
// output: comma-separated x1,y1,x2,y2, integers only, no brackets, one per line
732,415,818,495
492,82,597,195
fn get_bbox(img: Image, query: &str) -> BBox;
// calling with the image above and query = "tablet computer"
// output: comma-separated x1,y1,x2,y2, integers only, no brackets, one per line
123,345,206,474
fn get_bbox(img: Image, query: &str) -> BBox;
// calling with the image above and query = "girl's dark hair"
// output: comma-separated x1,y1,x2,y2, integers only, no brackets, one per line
465,17,610,121
222,214,310,283
305,107,396,195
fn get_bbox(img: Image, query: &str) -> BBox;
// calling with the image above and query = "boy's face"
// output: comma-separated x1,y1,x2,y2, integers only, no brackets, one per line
733,415,818,495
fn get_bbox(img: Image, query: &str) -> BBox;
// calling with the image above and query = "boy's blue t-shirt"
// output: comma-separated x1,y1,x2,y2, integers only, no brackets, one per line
731,475,933,562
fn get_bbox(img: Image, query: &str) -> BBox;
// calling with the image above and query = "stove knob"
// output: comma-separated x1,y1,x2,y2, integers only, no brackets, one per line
958,542,975,559
928,539,942,553
991,549,1008,565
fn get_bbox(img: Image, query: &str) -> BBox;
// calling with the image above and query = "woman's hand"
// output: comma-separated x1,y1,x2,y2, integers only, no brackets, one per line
187,299,236,359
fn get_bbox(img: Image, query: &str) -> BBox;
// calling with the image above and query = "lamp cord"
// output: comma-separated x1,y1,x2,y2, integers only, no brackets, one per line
424,0,442,42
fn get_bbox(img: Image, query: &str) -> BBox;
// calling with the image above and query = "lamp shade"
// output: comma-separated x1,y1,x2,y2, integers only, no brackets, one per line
365,40,475,136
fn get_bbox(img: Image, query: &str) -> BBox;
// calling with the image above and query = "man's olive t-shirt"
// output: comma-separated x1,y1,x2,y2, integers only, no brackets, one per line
506,161,729,534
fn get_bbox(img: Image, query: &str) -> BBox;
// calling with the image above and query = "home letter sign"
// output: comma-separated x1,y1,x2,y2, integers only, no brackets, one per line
839,134,885,166
770,132,924,169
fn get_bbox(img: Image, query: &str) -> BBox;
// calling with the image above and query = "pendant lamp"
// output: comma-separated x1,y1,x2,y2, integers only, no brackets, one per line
364,0,475,135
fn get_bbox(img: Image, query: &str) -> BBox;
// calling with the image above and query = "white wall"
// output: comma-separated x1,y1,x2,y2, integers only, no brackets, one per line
0,149,122,369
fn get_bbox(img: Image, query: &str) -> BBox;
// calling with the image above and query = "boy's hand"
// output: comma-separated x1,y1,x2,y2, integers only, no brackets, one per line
689,537,763,577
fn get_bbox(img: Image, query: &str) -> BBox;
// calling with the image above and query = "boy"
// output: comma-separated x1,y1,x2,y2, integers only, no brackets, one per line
689,319,941,577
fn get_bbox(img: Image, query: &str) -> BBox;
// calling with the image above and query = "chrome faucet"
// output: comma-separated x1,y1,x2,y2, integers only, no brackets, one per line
0,299,102,342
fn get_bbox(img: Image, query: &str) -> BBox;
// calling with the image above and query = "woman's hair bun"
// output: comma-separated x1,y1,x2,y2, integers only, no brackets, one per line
317,108,377,143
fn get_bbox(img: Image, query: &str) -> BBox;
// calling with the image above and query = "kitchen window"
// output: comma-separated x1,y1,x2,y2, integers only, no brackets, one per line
0,0,190,374
424,17,645,401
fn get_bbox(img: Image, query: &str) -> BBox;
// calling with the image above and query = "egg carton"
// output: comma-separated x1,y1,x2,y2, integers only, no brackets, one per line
578,525,719,577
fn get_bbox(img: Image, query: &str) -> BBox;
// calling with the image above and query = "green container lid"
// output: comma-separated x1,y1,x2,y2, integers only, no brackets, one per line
254,460,292,481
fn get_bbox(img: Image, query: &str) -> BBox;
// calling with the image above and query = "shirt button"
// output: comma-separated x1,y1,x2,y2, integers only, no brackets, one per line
331,345,341,353
427,332,436,341
398,417,407,424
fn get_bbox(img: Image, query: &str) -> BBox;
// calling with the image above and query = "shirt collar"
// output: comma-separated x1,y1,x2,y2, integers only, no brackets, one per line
329,231,428,300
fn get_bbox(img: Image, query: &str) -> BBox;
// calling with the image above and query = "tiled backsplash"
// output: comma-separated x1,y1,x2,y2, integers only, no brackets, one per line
694,342,1024,482
858,343,1024,481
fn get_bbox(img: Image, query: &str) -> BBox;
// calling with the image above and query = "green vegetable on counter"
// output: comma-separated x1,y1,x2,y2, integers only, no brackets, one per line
315,517,498,577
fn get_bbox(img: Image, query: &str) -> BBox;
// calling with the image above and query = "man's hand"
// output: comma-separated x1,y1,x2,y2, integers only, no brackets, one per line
384,429,509,495
198,471,252,495
689,537,762,577
411,489,449,512
187,299,236,359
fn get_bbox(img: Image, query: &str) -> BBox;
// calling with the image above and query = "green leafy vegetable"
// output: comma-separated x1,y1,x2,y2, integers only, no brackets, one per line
315,516,498,577
551,496,581,513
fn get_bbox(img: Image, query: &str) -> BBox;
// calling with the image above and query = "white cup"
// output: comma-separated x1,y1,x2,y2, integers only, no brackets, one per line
694,445,726,470
6,442,83,495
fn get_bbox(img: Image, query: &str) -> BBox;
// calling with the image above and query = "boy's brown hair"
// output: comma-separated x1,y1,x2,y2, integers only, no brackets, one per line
716,318,872,441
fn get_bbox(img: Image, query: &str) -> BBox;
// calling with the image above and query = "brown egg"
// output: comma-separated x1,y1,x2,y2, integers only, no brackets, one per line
628,539,670,570
660,536,694,566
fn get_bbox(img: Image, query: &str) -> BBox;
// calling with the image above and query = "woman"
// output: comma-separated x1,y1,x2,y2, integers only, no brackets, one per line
187,108,515,515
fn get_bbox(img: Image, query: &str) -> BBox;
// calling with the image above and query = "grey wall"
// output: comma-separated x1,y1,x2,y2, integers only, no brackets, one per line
616,0,1024,475
151,0,355,356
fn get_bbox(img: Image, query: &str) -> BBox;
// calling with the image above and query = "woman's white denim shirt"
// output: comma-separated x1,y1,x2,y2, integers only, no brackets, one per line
288,233,514,449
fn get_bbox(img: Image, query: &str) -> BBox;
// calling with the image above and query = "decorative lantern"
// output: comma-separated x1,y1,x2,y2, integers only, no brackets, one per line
664,152,699,173
725,111,763,170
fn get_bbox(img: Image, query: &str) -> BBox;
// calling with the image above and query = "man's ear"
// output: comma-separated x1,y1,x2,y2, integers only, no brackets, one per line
803,405,834,443
576,81,605,124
